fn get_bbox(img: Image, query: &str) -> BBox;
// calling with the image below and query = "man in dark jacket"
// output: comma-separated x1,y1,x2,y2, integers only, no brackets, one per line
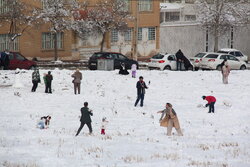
134,76,148,107
45,71,53,93
175,49,184,71
1,51,10,70
202,96,216,113
31,68,41,92
76,102,93,136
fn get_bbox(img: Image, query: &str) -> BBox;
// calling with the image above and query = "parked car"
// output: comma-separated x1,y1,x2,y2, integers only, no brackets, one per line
199,52,247,70
190,52,207,71
88,52,138,70
1,52,37,70
217,48,248,63
148,53,194,71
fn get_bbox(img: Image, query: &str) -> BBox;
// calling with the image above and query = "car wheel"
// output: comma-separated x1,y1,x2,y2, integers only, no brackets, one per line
194,67,199,71
148,67,153,70
29,65,36,70
216,65,222,71
240,65,246,70
164,66,171,70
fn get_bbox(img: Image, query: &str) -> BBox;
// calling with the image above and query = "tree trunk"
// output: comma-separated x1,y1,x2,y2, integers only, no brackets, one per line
100,32,106,52
54,32,58,61
214,32,219,52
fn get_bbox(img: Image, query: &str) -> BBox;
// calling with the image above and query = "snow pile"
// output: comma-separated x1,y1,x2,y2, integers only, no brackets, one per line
0,69,250,167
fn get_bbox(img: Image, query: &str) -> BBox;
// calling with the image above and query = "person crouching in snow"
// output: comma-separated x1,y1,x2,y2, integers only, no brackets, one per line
157,103,183,136
101,117,109,135
131,64,137,78
37,116,51,129
202,96,216,113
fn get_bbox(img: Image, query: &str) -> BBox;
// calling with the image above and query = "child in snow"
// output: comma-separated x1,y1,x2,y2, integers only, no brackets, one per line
131,64,137,78
101,117,109,135
202,96,216,113
157,103,183,136
37,116,51,129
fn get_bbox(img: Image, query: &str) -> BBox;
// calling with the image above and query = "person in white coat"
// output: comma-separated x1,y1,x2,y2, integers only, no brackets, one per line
101,117,109,135
222,61,230,84
131,64,137,78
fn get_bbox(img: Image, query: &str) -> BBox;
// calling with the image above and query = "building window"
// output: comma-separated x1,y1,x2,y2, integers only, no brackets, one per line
0,34,19,51
119,0,131,12
148,27,155,40
185,0,195,3
0,0,10,14
185,15,196,21
124,28,132,41
111,29,118,42
139,0,152,12
165,12,180,22
138,28,142,41
42,32,64,50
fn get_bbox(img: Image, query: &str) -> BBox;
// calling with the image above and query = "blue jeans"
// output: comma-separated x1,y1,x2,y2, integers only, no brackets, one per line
135,94,145,107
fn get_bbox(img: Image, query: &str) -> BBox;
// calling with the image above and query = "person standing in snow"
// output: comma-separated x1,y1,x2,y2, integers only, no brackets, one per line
202,96,216,113
45,71,53,93
131,64,137,78
175,49,184,71
222,61,230,84
43,73,47,93
101,117,109,135
157,103,183,136
75,102,93,136
71,69,82,94
31,68,41,92
134,76,148,107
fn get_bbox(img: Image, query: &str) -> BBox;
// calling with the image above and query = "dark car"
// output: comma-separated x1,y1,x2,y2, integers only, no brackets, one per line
88,52,139,70
5,52,37,70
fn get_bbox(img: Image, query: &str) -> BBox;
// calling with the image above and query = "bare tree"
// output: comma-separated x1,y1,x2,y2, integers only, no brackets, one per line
38,0,78,61
85,0,132,52
196,0,250,52
0,0,40,51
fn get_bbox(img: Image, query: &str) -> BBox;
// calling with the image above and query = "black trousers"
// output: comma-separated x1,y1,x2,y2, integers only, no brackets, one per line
45,82,52,93
76,122,92,136
177,61,182,71
31,81,39,92
208,102,215,113
134,94,145,107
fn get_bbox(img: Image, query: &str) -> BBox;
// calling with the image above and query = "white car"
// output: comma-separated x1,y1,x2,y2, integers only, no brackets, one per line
199,52,247,70
148,53,193,71
190,52,207,70
217,48,248,63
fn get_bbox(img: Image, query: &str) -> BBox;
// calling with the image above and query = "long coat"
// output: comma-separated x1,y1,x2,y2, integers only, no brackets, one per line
72,71,82,83
80,107,93,123
159,108,181,129
222,65,230,76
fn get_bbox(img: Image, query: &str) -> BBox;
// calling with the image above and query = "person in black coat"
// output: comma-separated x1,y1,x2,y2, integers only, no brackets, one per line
45,71,53,93
0,51,10,70
119,63,129,75
175,49,184,71
76,102,93,136
134,76,148,107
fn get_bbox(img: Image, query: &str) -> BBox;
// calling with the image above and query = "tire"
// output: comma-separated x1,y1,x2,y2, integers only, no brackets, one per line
164,66,171,70
194,67,199,71
148,67,153,70
240,65,246,70
216,65,222,71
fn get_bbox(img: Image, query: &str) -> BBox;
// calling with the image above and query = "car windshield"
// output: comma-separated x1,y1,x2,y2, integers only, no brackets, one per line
152,54,164,59
195,53,206,58
217,51,228,54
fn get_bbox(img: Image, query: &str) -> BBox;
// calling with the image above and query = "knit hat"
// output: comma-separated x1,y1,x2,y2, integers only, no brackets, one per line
202,96,206,100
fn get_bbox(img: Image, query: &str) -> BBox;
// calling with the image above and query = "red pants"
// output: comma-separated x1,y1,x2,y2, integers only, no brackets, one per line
101,129,105,135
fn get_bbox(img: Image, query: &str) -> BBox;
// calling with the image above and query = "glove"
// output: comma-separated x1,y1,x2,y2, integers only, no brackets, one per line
205,104,209,107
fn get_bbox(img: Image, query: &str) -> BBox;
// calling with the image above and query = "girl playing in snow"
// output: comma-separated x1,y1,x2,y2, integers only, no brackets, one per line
157,103,183,136
131,64,137,78
101,117,109,135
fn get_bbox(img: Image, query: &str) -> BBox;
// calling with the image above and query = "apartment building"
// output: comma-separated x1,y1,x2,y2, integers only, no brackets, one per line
0,0,160,60
160,0,250,58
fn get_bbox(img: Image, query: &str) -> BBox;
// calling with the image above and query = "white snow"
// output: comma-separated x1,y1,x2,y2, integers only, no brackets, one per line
0,69,250,167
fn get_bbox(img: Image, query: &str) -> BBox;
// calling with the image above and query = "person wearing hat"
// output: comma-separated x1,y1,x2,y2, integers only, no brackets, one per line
71,69,82,94
222,61,230,84
45,71,53,93
202,96,216,113
134,76,148,107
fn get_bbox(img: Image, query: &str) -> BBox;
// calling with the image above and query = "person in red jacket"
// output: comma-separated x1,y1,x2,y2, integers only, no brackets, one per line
202,96,216,113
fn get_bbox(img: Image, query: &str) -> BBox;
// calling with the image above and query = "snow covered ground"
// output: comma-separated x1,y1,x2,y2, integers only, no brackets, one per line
0,69,250,167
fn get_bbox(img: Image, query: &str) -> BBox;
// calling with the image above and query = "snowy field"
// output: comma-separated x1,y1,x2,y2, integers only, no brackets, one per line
0,69,250,167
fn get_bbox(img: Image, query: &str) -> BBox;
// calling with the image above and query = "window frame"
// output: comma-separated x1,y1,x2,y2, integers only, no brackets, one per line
41,32,64,50
139,0,153,12
148,27,156,41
